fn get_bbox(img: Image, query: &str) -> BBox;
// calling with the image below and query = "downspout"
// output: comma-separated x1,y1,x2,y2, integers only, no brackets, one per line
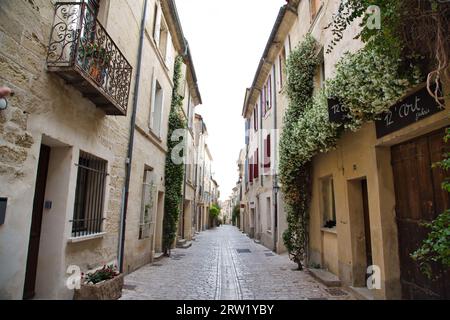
181,93,192,239
272,64,279,253
118,0,148,274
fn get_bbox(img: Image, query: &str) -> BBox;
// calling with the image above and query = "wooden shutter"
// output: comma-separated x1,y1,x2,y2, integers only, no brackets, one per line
249,156,253,183
264,134,271,169
254,149,259,179
268,75,272,110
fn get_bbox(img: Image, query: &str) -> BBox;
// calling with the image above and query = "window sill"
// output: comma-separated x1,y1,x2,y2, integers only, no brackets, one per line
321,227,337,235
68,232,107,244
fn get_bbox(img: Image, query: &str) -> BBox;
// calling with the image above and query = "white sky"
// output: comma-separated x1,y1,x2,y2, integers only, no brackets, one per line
175,0,286,200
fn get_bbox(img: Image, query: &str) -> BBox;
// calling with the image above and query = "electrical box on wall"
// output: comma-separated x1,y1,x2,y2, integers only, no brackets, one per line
0,198,7,225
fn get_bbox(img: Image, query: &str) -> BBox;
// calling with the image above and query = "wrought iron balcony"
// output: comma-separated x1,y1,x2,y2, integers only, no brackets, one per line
47,2,132,116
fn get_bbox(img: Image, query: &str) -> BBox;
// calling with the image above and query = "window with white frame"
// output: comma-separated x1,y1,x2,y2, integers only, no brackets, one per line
152,2,172,65
150,79,164,137
320,176,337,228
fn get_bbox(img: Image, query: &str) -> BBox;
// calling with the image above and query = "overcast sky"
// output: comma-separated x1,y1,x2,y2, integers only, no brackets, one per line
175,0,286,200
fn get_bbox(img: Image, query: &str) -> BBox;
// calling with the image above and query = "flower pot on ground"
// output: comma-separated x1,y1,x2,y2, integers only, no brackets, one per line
73,265,124,300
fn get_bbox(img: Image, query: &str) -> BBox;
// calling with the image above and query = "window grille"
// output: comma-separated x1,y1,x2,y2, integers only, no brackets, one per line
71,151,107,237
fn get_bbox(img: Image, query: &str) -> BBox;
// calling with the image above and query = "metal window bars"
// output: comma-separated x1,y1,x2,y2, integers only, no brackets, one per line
71,151,108,238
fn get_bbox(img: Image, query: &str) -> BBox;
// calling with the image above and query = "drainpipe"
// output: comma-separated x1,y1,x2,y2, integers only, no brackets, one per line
272,64,279,253
181,93,192,240
118,0,148,274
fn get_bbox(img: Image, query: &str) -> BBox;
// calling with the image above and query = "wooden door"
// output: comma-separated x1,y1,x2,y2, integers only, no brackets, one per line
361,179,373,269
23,145,51,300
392,128,450,299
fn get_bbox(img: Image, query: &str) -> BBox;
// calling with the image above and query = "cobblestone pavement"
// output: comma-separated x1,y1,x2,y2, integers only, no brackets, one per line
121,225,354,300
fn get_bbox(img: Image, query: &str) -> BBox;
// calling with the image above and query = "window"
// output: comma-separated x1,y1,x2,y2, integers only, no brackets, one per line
150,79,164,137
264,134,271,173
249,155,254,183
254,149,259,180
140,169,155,239
152,2,172,64
320,176,336,228
72,152,107,237
253,104,259,131
245,119,250,145
266,197,271,232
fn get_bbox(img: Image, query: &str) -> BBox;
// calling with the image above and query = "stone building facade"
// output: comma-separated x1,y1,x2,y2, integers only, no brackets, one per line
0,0,204,299
193,113,217,232
240,0,449,299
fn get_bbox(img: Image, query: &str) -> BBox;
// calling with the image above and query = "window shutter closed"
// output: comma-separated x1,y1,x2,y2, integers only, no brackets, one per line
149,68,156,129
165,32,173,66
249,156,254,183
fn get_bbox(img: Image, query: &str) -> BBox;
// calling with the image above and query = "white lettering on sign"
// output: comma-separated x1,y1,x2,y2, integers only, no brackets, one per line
383,96,434,127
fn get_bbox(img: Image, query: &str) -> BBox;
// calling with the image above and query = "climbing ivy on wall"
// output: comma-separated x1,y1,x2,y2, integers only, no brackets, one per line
162,56,186,256
280,35,324,270
280,33,422,270
326,47,422,131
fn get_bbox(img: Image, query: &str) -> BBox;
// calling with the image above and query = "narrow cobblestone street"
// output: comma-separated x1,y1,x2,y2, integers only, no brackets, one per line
121,225,354,300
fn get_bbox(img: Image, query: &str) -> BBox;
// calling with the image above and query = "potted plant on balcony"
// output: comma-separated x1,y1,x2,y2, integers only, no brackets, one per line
79,42,111,85
73,264,124,300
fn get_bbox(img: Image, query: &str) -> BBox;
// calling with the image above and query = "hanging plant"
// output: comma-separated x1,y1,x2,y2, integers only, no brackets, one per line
162,56,186,256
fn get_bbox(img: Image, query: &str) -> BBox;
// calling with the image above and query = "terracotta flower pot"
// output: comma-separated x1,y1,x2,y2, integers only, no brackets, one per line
73,274,124,300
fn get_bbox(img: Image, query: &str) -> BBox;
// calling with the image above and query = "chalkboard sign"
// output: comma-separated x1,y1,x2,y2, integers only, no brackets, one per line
375,85,445,138
328,97,349,124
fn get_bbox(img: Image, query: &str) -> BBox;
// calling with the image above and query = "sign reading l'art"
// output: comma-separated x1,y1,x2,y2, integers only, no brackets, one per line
375,85,445,138
328,97,349,124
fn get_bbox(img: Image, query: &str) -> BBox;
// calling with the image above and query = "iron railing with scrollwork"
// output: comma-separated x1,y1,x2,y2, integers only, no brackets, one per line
47,2,132,114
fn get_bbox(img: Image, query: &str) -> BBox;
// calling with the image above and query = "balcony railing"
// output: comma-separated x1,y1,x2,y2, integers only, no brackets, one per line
47,2,132,115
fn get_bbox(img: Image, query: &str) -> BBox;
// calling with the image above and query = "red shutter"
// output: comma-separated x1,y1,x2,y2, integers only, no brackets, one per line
249,156,253,183
264,134,271,169
255,149,259,178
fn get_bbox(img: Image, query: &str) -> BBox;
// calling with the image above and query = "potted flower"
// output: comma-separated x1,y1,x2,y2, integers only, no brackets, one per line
78,41,111,85
73,264,124,300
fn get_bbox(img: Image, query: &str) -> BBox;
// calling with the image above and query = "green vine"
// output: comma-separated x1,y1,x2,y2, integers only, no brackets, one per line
326,47,422,131
280,32,423,270
280,35,322,270
162,56,186,256
411,128,450,279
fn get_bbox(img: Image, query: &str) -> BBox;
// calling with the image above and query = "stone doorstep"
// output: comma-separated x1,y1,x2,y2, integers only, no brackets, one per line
348,286,375,300
308,268,342,287
177,241,192,249
177,238,187,246
153,252,165,261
